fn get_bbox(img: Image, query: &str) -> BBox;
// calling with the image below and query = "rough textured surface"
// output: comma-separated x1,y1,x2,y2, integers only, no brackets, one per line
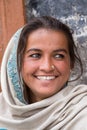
24,0,87,85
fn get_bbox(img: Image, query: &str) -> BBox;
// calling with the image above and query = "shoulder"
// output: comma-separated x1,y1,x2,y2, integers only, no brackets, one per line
65,84,87,104
63,84,87,117
63,84,87,129
68,104,87,130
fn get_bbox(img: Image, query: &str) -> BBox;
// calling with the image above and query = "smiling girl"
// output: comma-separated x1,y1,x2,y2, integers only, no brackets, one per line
0,16,87,130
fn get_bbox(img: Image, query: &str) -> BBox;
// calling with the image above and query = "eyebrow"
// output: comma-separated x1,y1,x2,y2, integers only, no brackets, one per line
26,48,68,54
53,49,68,54
26,48,41,53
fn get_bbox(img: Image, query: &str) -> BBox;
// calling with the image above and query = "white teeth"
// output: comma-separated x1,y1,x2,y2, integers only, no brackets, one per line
37,76,56,80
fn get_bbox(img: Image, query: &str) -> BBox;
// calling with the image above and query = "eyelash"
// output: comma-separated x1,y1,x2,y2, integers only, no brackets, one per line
54,54,65,59
29,53,41,58
28,53,65,60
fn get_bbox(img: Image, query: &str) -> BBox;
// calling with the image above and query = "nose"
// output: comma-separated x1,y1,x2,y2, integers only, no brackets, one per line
39,57,54,72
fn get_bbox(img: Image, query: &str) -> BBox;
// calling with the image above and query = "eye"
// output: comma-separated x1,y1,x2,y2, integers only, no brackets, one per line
54,54,65,60
29,53,41,59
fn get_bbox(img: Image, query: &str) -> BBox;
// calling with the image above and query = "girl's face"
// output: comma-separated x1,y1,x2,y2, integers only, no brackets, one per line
21,28,71,103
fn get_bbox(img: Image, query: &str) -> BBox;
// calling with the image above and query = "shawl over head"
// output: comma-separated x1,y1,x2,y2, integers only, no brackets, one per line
0,28,87,130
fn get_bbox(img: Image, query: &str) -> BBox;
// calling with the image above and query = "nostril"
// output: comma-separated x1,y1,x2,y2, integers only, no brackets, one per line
39,64,54,72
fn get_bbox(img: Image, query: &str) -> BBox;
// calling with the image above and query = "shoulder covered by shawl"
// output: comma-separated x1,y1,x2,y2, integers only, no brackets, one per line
0,84,87,130
60,84,87,130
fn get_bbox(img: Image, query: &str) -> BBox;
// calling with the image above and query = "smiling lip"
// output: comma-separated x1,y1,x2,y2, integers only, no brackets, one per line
34,75,58,80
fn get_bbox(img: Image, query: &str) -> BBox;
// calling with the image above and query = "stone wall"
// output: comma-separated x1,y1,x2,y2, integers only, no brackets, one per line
24,0,87,86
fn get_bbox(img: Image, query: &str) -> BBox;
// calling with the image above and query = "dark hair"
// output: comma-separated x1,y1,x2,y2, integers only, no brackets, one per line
17,16,83,101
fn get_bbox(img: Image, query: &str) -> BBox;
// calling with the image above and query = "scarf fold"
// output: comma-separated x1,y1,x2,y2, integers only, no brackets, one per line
0,28,87,130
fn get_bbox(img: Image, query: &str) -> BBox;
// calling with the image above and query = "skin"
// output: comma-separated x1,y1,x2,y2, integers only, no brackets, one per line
21,28,71,103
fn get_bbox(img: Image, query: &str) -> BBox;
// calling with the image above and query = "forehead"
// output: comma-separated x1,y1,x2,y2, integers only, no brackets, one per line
28,28,67,38
26,28,68,50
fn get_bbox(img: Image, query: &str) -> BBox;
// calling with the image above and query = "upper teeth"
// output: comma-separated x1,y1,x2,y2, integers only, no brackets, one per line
37,76,56,80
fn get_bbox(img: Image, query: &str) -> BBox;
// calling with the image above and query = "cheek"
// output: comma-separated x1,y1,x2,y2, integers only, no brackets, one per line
21,61,37,75
56,61,71,73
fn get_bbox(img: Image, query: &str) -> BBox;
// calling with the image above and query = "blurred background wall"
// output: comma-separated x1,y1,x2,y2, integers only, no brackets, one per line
0,0,87,91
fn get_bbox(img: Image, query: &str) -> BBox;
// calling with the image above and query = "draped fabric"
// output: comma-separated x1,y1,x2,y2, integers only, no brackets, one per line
0,28,87,130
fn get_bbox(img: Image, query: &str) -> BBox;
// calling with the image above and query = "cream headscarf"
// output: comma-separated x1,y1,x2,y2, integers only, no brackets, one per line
0,28,87,130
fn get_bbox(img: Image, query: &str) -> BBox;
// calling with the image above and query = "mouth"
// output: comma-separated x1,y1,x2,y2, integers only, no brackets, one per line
34,75,58,81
